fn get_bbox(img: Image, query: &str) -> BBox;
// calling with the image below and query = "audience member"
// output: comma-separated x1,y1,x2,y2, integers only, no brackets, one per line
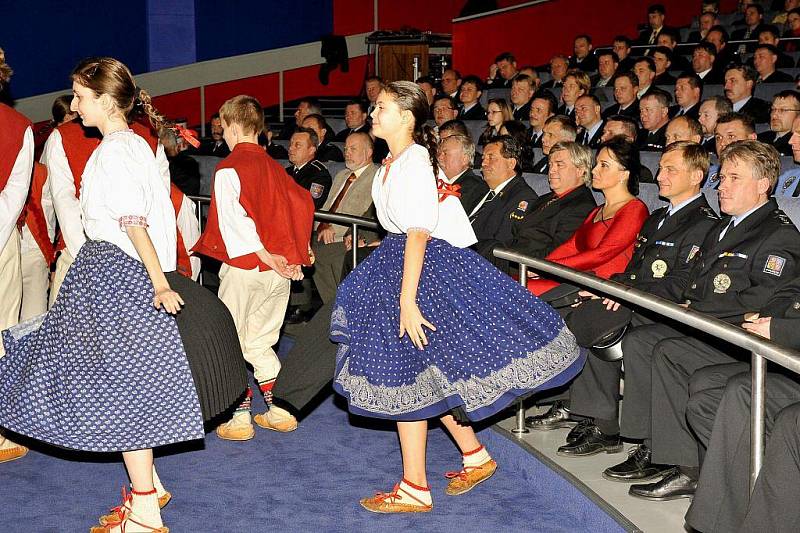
691,42,723,83
458,75,486,120
651,47,676,86
705,112,757,187
634,57,657,100
656,28,692,73
439,119,482,167
432,95,459,129
440,69,462,98
706,25,737,76
689,11,719,41
160,127,201,196
487,51,519,88
200,113,230,157
479,98,512,146
542,55,569,89
724,64,771,123
783,7,800,52
671,73,702,119
731,3,765,55
638,90,672,151
772,0,800,27
334,100,370,141
531,115,578,173
518,66,542,92
665,115,703,145
753,44,793,83
602,71,641,120
437,133,488,213
526,91,558,149
592,50,619,88
575,94,604,148
559,70,590,119
601,115,656,183
777,115,800,195
638,4,671,54
755,25,794,68
279,97,321,140
613,35,636,73
364,75,383,115
569,34,597,72
510,74,536,120
302,113,344,162
698,95,733,152
258,119,289,160
286,127,332,209
758,89,800,155
415,76,436,108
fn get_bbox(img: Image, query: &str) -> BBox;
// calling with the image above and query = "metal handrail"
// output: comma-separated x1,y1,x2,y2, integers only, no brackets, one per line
187,194,380,271
493,248,800,493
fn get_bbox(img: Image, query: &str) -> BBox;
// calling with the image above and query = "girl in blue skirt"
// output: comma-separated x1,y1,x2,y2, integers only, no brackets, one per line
331,81,586,513
0,58,228,533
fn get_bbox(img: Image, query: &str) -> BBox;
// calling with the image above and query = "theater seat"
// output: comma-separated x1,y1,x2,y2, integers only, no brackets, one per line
636,182,667,212
522,173,551,196
776,196,800,230
190,155,224,196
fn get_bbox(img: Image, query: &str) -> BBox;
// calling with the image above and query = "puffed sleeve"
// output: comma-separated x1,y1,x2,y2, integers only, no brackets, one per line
96,140,151,230
385,147,438,234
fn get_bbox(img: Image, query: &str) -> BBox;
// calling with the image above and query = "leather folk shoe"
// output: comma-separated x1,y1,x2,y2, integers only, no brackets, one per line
254,406,298,432
0,443,28,464
215,418,255,441
603,444,674,482
99,492,172,527
445,459,498,495
557,424,623,457
629,468,697,501
525,402,576,430
360,484,432,513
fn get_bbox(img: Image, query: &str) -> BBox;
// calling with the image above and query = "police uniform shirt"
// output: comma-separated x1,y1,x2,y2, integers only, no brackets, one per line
615,194,719,301
775,168,800,197
678,199,800,324
286,159,332,209
703,163,721,189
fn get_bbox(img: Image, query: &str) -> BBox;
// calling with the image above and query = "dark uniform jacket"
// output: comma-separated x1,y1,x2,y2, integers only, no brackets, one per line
654,72,676,86
470,175,539,260
512,102,531,121
530,156,549,174
760,276,800,347
506,185,597,260
676,199,800,324
738,97,772,124
451,168,489,215
569,54,597,72
286,159,332,209
602,101,640,120
757,130,793,156
316,139,344,162
613,195,720,300
669,102,700,120
199,140,230,158
168,152,201,196
459,104,486,121
759,70,794,83
638,124,668,151
334,123,370,142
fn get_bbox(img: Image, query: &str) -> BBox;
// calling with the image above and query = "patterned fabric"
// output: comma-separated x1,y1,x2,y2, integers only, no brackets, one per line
330,233,586,422
0,241,204,452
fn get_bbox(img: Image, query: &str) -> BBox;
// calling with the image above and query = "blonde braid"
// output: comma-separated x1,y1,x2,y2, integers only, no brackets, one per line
135,87,170,133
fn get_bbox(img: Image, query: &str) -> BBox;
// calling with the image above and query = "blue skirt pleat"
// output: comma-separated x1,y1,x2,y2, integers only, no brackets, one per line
0,241,204,452
331,234,586,422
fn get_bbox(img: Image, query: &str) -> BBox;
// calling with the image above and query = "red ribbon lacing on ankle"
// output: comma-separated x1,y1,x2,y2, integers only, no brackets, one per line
106,486,133,525
372,483,429,507
444,466,479,481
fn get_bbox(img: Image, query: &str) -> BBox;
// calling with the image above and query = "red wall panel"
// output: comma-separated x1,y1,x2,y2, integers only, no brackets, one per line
377,0,463,32
452,0,700,77
283,55,370,102
333,0,374,34
203,73,280,123
152,88,202,125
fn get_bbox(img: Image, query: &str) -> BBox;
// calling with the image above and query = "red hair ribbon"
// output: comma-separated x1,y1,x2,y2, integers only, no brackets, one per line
436,179,461,203
173,124,201,149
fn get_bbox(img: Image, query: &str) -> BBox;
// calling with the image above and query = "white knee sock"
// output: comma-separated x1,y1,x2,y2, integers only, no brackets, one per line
399,479,432,506
462,445,491,468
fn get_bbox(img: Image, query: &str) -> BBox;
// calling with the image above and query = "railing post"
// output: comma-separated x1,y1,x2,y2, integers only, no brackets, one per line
512,264,530,436
750,351,767,493
351,223,359,270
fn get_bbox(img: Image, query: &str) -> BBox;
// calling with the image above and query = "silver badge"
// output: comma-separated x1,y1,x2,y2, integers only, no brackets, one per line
713,273,732,293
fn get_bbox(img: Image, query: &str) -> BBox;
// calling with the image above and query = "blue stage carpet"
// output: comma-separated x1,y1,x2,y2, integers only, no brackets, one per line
0,391,624,532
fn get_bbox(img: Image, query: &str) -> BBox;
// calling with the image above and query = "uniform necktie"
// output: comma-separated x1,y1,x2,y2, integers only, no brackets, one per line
317,172,357,232
470,190,497,223
718,218,735,241
657,209,671,230
676,108,685,116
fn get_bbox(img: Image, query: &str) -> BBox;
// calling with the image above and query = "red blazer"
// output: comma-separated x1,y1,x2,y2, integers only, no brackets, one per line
528,198,649,295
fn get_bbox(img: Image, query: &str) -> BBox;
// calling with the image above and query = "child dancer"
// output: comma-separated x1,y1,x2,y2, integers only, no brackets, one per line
330,81,586,513
193,95,315,440
0,57,245,533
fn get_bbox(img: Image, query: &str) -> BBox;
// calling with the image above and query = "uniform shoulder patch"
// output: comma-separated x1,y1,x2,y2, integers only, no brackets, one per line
310,160,327,171
774,210,793,225
310,182,325,199
764,254,787,276
700,206,720,219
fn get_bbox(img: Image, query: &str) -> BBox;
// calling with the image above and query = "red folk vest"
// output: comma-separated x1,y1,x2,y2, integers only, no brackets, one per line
18,162,56,263
170,183,193,278
0,103,32,193
192,142,314,270
55,120,158,251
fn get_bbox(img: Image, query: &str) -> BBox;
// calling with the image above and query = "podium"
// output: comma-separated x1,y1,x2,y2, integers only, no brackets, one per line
366,31,452,83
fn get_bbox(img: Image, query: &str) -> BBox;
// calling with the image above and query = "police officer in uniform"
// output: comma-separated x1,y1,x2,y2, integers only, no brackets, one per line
684,276,800,533
534,142,719,453
286,127,332,209
607,141,800,499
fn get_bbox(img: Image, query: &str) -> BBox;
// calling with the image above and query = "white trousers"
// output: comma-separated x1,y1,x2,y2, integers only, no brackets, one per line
48,249,74,309
20,248,49,321
0,231,22,451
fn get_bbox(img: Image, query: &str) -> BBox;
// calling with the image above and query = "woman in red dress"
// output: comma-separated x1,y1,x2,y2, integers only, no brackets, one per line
528,137,649,296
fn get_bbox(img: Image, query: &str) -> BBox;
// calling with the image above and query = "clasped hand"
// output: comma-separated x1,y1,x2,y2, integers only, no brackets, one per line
399,299,436,350
264,252,304,280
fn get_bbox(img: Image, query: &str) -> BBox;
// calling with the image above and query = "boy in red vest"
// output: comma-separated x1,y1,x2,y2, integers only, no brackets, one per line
193,95,314,440
19,162,56,319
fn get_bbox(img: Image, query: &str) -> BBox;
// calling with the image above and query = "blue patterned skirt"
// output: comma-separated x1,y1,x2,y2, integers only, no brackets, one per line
0,241,204,452
330,234,586,422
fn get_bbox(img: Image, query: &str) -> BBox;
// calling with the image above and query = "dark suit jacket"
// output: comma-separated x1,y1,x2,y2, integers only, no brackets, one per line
578,121,604,148
451,168,489,215
569,55,598,72
512,101,531,121
316,140,344,162
698,69,724,85
602,101,640,120
506,185,597,261
557,104,576,120
486,76,513,89
758,130,793,156
701,136,716,154
525,127,543,149
168,153,201,196
638,124,668,151
731,25,765,53
459,104,486,121
669,102,700,120
530,156,549,174
591,73,616,88
334,123,370,142
618,57,636,73
759,70,794,83
654,72,676,86
266,143,289,160
199,140,230,158
670,55,692,75
541,79,564,90
471,176,539,260
738,97,772,124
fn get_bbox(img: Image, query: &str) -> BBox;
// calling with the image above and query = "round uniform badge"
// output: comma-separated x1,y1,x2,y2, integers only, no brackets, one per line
713,273,732,294
651,259,668,278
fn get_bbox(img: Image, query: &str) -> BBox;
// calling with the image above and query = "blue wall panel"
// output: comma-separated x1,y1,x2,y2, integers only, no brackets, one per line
148,0,197,71
3,1,150,99
194,0,333,62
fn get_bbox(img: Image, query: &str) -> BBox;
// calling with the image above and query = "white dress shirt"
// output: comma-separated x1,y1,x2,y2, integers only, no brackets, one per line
1,127,34,251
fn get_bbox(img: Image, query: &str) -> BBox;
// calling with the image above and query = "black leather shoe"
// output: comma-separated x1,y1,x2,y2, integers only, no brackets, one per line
629,468,697,501
285,307,309,324
603,444,674,482
556,424,623,457
525,401,576,430
565,419,592,444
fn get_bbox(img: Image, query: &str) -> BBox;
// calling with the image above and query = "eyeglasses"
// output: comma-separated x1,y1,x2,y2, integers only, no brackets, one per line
771,108,800,114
